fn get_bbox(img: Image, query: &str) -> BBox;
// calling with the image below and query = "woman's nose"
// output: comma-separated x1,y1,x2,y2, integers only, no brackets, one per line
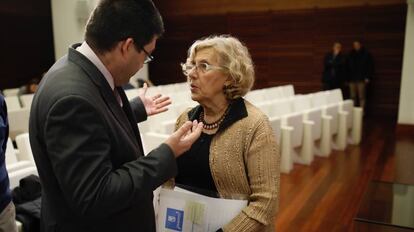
188,68,197,79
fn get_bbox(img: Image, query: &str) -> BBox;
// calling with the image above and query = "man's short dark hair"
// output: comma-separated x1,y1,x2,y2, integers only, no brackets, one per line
85,0,164,53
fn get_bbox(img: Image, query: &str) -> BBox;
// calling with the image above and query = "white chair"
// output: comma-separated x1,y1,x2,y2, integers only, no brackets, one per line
5,138,19,165
8,166,38,189
268,100,305,150
267,99,313,172
282,112,314,166
264,86,285,101
147,109,177,133
5,138,34,173
291,95,329,163
19,94,34,108
5,96,21,111
256,101,272,116
2,88,20,97
143,101,195,134
137,120,151,134
161,120,176,135
16,220,23,232
328,89,363,145
174,82,188,92
124,89,139,100
245,89,266,105
245,84,293,105
15,133,35,163
141,132,169,155
160,102,197,135
311,91,348,151
281,85,295,98
170,91,192,104
269,116,293,173
8,108,30,140
7,160,34,174
145,86,162,97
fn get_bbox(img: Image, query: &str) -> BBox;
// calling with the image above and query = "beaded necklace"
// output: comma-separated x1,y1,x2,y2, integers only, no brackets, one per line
199,104,231,130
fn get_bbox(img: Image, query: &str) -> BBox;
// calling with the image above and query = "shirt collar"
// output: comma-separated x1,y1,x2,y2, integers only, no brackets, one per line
76,42,115,90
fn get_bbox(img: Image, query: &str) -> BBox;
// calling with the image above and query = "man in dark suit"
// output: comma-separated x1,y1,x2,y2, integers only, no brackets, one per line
28,0,203,231
347,40,374,110
322,42,346,91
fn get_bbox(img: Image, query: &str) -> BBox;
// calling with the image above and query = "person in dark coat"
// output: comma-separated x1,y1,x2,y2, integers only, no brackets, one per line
28,0,203,231
0,94,18,232
347,40,374,110
322,42,346,91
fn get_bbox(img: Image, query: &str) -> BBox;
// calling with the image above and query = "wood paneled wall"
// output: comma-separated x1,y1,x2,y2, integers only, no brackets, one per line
154,0,404,16
150,4,406,119
0,0,54,90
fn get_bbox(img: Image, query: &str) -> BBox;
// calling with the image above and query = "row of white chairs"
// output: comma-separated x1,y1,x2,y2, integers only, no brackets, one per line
5,83,188,139
245,85,295,104
5,133,38,189
6,84,361,175
124,82,189,100
139,85,298,153
2,88,20,97
6,82,188,113
136,84,295,136
6,83,189,141
4,94,34,111
4,82,188,108
4,96,20,111
261,89,362,173
139,87,363,175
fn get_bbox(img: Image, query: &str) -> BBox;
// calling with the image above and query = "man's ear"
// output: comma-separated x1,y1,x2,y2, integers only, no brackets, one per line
120,38,135,56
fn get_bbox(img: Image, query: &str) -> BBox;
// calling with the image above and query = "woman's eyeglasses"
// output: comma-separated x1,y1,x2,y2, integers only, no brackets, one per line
181,62,226,76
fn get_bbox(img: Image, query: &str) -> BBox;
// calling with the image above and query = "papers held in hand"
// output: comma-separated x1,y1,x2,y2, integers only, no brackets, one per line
156,186,247,232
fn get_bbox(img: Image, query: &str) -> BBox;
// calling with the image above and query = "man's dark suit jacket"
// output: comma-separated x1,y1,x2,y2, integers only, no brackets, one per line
29,45,177,232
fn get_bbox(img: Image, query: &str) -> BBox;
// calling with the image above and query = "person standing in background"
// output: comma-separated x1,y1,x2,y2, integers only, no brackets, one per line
0,94,18,232
322,42,346,91
347,40,374,110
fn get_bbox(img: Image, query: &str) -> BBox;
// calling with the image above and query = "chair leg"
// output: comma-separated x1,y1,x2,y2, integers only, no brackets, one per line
352,107,363,145
318,116,331,157
297,122,314,165
280,128,293,173
335,112,348,150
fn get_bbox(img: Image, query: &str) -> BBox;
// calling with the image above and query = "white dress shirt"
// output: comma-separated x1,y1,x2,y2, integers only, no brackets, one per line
76,42,123,106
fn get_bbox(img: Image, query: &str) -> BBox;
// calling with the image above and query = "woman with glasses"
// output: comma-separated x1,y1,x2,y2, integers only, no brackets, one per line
171,35,280,232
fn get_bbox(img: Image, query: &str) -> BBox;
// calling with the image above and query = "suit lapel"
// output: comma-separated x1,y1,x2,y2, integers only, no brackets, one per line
117,87,144,155
100,88,139,146
68,45,142,153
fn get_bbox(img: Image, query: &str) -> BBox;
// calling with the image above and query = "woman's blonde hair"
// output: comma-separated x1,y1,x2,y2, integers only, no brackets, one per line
187,35,255,100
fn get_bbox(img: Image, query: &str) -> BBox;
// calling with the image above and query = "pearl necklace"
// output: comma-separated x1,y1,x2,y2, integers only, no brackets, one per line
199,105,231,130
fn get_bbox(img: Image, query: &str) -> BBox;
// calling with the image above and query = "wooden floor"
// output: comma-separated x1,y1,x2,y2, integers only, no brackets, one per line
274,119,414,232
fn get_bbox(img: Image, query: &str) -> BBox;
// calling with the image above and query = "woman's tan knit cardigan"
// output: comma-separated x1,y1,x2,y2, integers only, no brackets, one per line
172,100,280,232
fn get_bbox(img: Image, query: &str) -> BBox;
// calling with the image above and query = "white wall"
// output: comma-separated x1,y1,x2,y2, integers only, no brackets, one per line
51,0,93,60
398,0,414,125
51,0,148,83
